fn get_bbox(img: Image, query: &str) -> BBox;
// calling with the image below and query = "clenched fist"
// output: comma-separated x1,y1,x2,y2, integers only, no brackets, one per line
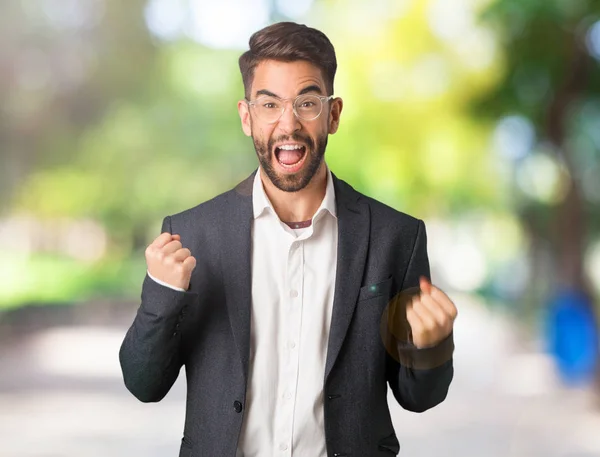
145,232,196,290
406,277,457,348
381,276,457,369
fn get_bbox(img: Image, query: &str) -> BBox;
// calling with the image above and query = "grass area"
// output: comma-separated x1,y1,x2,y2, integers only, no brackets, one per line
0,253,147,310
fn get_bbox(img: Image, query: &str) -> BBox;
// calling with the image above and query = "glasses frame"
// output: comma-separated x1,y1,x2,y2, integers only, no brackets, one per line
246,94,334,124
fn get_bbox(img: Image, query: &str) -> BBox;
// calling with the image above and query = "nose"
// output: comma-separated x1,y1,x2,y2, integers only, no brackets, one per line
276,101,301,134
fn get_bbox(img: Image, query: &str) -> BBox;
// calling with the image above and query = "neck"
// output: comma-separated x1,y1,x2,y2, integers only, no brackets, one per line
259,162,328,223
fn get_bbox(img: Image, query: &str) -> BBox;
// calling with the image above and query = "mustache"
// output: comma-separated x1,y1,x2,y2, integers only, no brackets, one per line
268,134,314,152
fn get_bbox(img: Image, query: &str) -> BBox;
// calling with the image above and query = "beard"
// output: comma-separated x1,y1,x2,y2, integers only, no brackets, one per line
252,131,328,193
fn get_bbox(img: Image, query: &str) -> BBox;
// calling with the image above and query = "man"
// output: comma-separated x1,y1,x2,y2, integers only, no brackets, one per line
119,21,457,457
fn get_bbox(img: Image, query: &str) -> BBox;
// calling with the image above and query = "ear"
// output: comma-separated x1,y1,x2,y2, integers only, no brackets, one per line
237,100,252,137
328,97,343,134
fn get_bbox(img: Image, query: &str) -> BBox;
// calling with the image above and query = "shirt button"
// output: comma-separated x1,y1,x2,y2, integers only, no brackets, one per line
284,392,292,400
290,289,298,298
233,401,243,413
289,341,296,349
279,443,288,451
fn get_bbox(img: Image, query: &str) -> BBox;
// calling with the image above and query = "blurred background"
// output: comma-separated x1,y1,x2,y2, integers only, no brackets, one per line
1,0,600,455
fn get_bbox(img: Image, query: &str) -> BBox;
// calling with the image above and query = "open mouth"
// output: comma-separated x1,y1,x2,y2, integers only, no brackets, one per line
274,144,307,172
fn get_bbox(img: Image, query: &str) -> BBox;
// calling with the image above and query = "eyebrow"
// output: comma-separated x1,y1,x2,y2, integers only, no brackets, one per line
255,89,279,98
254,84,324,99
298,84,323,95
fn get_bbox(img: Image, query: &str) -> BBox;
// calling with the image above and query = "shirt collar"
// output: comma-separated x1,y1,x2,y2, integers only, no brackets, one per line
252,164,337,221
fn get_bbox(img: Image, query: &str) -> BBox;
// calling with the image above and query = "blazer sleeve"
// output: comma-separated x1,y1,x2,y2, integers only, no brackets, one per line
385,219,454,413
118,215,199,402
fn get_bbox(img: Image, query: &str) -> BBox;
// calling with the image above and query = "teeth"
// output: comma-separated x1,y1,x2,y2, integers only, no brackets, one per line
278,144,303,150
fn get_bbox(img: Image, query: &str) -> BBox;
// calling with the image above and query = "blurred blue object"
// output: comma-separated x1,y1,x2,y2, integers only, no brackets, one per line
546,289,599,385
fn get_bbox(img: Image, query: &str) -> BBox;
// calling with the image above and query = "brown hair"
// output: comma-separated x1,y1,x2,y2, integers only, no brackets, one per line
238,22,337,99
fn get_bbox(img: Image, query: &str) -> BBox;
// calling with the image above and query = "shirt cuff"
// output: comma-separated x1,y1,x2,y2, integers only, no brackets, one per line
146,270,187,292
396,332,454,370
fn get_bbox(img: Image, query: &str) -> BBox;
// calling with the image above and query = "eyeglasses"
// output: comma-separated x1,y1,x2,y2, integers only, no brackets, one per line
246,94,334,124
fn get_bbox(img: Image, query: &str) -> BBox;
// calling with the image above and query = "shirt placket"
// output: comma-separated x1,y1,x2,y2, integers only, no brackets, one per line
275,238,304,456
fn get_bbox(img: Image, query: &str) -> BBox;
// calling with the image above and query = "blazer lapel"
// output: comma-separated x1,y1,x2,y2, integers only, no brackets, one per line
219,168,370,385
219,169,256,383
324,173,370,382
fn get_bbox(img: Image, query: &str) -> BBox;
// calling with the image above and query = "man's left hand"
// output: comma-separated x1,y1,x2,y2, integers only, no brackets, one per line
406,277,458,349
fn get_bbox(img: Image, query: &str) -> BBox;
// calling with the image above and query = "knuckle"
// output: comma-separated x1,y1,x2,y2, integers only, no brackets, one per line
409,320,420,332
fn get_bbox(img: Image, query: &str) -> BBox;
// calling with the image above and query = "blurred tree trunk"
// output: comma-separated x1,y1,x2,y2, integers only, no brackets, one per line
545,30,600,395
546,33,591,292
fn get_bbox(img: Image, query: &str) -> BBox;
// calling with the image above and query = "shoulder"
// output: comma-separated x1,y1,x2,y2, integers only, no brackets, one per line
164,170,255,236
334,174,422,231
364,193,421,228
169,190,231,223
168,169,255,224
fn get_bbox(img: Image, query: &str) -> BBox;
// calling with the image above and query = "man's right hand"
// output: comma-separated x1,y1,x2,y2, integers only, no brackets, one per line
145,233,196,291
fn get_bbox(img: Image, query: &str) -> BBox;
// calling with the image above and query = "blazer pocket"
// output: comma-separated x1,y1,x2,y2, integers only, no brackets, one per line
358,275,393,302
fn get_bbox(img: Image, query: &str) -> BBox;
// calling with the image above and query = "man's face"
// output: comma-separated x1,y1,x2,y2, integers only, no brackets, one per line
238,60,342,193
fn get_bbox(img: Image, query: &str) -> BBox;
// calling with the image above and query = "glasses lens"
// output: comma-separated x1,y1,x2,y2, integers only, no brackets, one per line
252,96,283,123
294,95,323,120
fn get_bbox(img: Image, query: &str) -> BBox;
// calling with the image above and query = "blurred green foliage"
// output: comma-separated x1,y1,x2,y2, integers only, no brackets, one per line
474,0,600,314
1,0,599,311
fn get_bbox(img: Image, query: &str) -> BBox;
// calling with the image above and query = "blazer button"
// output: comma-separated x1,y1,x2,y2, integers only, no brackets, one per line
233,401,243,413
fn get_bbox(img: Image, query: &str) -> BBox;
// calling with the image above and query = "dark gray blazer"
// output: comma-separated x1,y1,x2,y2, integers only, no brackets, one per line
119,168,454,457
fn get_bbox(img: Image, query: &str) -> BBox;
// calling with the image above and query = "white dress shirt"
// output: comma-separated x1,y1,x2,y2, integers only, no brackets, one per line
149,165,338,457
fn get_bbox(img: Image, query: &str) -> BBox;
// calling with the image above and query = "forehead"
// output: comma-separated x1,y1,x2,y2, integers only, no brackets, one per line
251,59,325,97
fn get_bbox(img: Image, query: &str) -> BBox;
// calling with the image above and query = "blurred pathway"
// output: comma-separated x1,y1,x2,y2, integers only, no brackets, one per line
0,294,599,457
